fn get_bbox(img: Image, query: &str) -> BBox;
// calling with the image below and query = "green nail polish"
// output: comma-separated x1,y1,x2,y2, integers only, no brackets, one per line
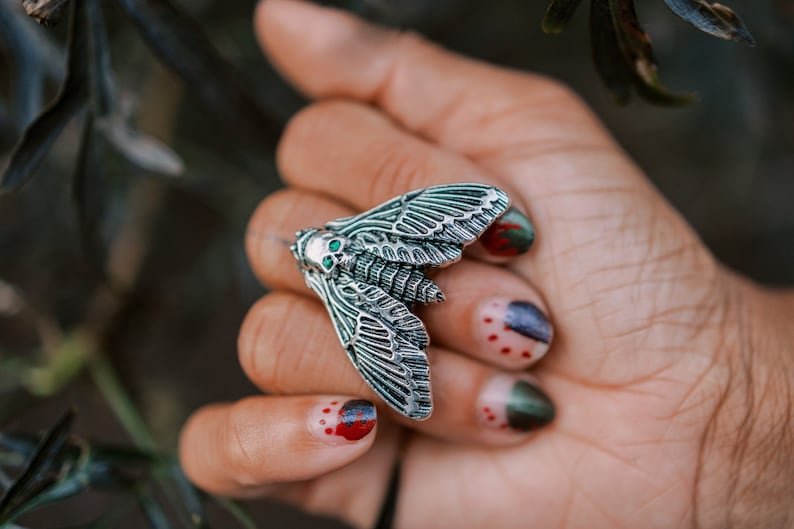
506,380,555,431
478,375,555,432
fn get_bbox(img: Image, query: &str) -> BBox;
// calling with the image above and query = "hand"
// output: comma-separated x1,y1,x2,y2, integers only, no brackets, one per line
178,1,794,528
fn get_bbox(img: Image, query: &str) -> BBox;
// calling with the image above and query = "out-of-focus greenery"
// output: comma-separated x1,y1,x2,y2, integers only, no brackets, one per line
0,0,791,527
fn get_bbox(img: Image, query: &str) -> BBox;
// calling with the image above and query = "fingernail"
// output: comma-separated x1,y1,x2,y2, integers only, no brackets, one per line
478,298,552,362
308,399,377,444
477,374,555,432
481,208,535,257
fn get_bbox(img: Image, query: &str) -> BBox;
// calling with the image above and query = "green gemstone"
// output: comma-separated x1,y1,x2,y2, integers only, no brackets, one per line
329,239,341,251
322,256,333,268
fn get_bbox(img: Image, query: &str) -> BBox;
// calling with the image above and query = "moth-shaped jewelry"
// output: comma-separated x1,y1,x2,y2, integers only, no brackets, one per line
291,184,510,420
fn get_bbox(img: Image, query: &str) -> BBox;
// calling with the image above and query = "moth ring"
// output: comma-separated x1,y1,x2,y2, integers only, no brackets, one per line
290,184,510,420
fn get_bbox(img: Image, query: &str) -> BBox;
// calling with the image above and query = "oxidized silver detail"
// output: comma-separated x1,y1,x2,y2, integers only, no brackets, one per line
291,183,510,420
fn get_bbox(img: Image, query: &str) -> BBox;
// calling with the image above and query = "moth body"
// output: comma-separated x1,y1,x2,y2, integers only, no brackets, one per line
350,251,444,305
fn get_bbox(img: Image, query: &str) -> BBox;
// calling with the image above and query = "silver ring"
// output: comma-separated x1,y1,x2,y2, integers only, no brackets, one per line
291,183,510,420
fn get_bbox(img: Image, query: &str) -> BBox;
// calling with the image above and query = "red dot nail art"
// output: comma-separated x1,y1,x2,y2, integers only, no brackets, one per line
311,399,377,444
479,297,550,364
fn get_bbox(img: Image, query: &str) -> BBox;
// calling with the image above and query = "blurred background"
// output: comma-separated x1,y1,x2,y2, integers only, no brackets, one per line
0,0,792,526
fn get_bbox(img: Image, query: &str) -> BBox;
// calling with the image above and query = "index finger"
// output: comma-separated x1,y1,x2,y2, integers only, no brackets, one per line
254,0,615,157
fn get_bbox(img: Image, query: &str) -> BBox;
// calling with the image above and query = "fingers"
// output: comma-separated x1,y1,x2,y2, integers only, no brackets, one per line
238,292,555,443
179,394,377,496
247,189,553,369
255,0,611,157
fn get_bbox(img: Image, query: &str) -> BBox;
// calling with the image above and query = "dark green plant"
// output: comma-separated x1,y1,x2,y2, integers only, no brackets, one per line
543,0,754,103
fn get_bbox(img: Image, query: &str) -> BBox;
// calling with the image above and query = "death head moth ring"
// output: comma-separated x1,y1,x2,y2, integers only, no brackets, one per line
290,183,510,420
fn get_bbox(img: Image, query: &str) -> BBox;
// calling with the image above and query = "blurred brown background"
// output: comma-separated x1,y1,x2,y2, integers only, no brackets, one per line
0,0,792,526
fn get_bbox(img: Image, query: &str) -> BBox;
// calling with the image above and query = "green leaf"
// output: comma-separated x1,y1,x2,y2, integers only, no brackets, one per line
542,0,584,33
590,0,696,105
137,492,172,529
2,470,89,522
663,0,755,45
84,0,115,116
166,461,207,528
590,0,633,104
72,113,107,279
0,0,88,193
609,0,696,105
0,409,75,521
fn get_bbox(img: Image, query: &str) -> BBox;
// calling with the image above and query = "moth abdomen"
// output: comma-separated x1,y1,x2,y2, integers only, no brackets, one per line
352,252,443,305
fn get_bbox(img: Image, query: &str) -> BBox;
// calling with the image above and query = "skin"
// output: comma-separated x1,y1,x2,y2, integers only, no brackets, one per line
178,1,794,528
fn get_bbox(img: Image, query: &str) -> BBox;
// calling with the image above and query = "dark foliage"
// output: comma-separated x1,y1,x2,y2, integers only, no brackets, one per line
543,0,754,103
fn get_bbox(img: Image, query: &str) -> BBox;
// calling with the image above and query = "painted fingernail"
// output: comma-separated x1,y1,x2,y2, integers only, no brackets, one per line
308,399,377,444
481,207,535,257
478,374,555,432
478,298,552,362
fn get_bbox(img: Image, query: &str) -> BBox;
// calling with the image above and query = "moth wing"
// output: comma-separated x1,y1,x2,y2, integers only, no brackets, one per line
326,183,509,267
303,271,432,420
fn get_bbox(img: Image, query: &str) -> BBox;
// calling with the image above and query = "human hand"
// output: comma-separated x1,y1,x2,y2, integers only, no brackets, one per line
178,1,794,528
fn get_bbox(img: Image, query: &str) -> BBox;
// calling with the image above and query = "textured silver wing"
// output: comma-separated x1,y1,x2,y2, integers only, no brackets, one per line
303,271,432,420
326,183,510,267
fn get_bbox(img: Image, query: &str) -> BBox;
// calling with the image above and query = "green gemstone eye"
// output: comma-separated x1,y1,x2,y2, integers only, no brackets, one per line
322,256,334,268
329,239,341,251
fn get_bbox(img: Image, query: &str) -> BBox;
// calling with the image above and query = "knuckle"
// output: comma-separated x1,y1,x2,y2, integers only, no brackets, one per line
367,139,432,202
222,400,266,486
245,189,299,282
277,100,349,176
238,294,294,392
238,295,332,394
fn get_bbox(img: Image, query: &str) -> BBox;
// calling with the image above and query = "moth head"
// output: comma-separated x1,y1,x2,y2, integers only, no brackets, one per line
292,228,347,275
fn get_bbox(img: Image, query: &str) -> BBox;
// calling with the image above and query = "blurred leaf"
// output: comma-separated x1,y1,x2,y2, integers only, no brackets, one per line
84,0,115,116
137,492,172,529
590,0,695,104
664,0,755,45
0,434,40,462
610,0,696,104
166,460,207,528
0,1,45,131
112,0,282,151
86,0,186,176
0,409,74,521
0,432,158,489
542,0,584,33
3,468,88,522
590,0,633,103
73,114,107,277
0,0,88,193
98,115,184,176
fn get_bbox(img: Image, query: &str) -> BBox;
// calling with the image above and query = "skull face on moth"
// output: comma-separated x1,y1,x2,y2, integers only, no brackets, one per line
292,229,352,275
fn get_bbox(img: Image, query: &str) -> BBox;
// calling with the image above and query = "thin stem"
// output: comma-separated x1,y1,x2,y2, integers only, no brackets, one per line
87,353,157,452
